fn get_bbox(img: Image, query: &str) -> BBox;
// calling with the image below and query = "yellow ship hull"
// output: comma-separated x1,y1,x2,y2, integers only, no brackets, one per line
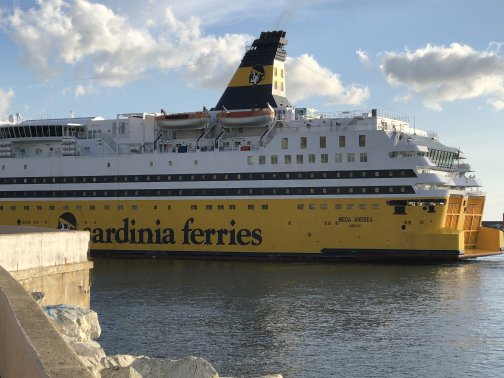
3,195,502,261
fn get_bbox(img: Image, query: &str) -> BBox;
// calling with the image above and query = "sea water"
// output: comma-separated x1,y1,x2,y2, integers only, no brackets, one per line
91,257,504,377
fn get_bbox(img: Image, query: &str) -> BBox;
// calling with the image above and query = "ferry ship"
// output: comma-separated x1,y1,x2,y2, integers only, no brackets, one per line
1,30,502,261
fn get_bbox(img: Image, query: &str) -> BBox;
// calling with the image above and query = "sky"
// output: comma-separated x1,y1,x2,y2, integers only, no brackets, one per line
0,0,503,220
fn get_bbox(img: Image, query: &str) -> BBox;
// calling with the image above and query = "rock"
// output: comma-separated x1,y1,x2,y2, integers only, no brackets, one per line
43,304,101,342
99,355,219,378
30,291,45,305
100,366,143,378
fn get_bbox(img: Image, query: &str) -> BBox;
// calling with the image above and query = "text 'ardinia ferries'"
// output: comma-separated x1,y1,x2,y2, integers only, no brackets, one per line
0,31,502,260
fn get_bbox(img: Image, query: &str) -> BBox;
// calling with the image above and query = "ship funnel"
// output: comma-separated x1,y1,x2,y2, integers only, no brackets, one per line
213,30,290,111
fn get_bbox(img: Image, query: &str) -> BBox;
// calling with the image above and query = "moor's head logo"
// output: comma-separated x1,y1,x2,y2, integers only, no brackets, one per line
249,65,265,85
57,212,78,230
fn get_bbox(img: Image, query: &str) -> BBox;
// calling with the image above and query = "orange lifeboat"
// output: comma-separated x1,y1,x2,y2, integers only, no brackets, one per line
217,105,275,128
156,111,210,130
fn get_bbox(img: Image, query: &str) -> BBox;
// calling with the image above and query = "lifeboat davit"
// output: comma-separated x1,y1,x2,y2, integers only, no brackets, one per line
217,105,275,128
156,111,210,130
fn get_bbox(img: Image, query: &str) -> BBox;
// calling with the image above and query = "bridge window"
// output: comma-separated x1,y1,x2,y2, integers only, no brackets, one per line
348,153,355,163
321,154,328,163
359,135,366,147
360,153,368,162
320,136,326,148
300,136,307,149
309,154,315,163
282,138,288,149
296,154,303,164
339,135,345,147
284,155,291,164
271,155,278,164
259,155,266,165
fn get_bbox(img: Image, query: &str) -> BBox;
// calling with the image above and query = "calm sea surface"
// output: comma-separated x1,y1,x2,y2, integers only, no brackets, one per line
90,257,504,377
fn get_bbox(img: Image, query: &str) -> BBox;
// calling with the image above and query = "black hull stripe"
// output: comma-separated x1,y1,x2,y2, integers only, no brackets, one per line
0,169,417,185
90,248,463,261
0,185,415,199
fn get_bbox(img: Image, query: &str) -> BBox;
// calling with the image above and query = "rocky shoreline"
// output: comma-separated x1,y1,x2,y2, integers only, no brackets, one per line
42,304,282,378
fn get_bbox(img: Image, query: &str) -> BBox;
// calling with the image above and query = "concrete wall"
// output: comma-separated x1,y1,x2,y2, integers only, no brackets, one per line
0,226,90,271
0,227,93,377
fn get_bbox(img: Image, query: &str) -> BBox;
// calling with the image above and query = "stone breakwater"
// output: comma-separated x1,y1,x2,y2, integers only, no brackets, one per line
42,304,282,378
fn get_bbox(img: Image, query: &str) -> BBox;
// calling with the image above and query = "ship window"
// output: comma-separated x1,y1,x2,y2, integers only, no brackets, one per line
339,135,345,147
309,204,316,210
335,204,342,209
308,154,315,163
349,188,354,193
132,205,138,211
194,160,198,166
274,81,278,90
375,171,380,177
284,155,291,164
169,161,172,166
348,153,355,163
274,67,278,76
104,205,110,210
229,205,236,210
24,165,27,170
320,136,326,148
359,135,366,147
218,205,224,210
90,205,95,210
281,69,284,78
335,153,343,163
282,138,288,149
191,205,197,210
281,82,284,91
248,204,255,210
389,187,394,192
361,188,366,193
118,205,124,210
259,156,266,165
347,204,354,210
206,205,212,210
247,156,254,165
360,153,368,162
36,206,42,211
271,155,278,164
24,205,29,210
401,170,405,176
296,154,303,164
262,204,268,210
300,137,307,149
321,154,328,163
371,204,379,209
167,205,171,210
320,204,328,210
336,188,341,193
297,204,304,210
359,204,367,209
389,171,394,177
375,187,380,193
401,187,406,193
150,161,154,167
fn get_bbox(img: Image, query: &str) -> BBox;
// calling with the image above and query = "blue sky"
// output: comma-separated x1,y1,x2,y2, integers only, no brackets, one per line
0,0,503,220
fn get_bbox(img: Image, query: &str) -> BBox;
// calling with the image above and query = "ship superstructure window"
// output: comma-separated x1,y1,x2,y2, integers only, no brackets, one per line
360,204,367,209
309,204,316,210
218,205,224,210
347,204,354,210
282,138,288,149
132,205,138,211
248,204,255,210
339,136,346,147
274,67,278,76
229,205,236,210
309,154,315,163
359,135,366,147
360,153,368,162
371,204,379,209
191,205,197,210
348,153,355,163
320,204,328,210
90,205,95,210
335,153,342,163
259,156,266,165
262,204,269,210
320,136,326,148
206,205,212,210
285,155,291,164
296,155,303,164
118,205,124,210
321,154,328,163
247,156,254,165
300,137,307,149
335,204,342,209
271,155,278,164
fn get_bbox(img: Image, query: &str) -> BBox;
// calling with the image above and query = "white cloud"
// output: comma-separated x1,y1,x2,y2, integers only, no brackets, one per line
2,0,252,89
356,49,372,67
0,87,15,114
286,54,370,105
380,43,504,110
1,0,366,107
